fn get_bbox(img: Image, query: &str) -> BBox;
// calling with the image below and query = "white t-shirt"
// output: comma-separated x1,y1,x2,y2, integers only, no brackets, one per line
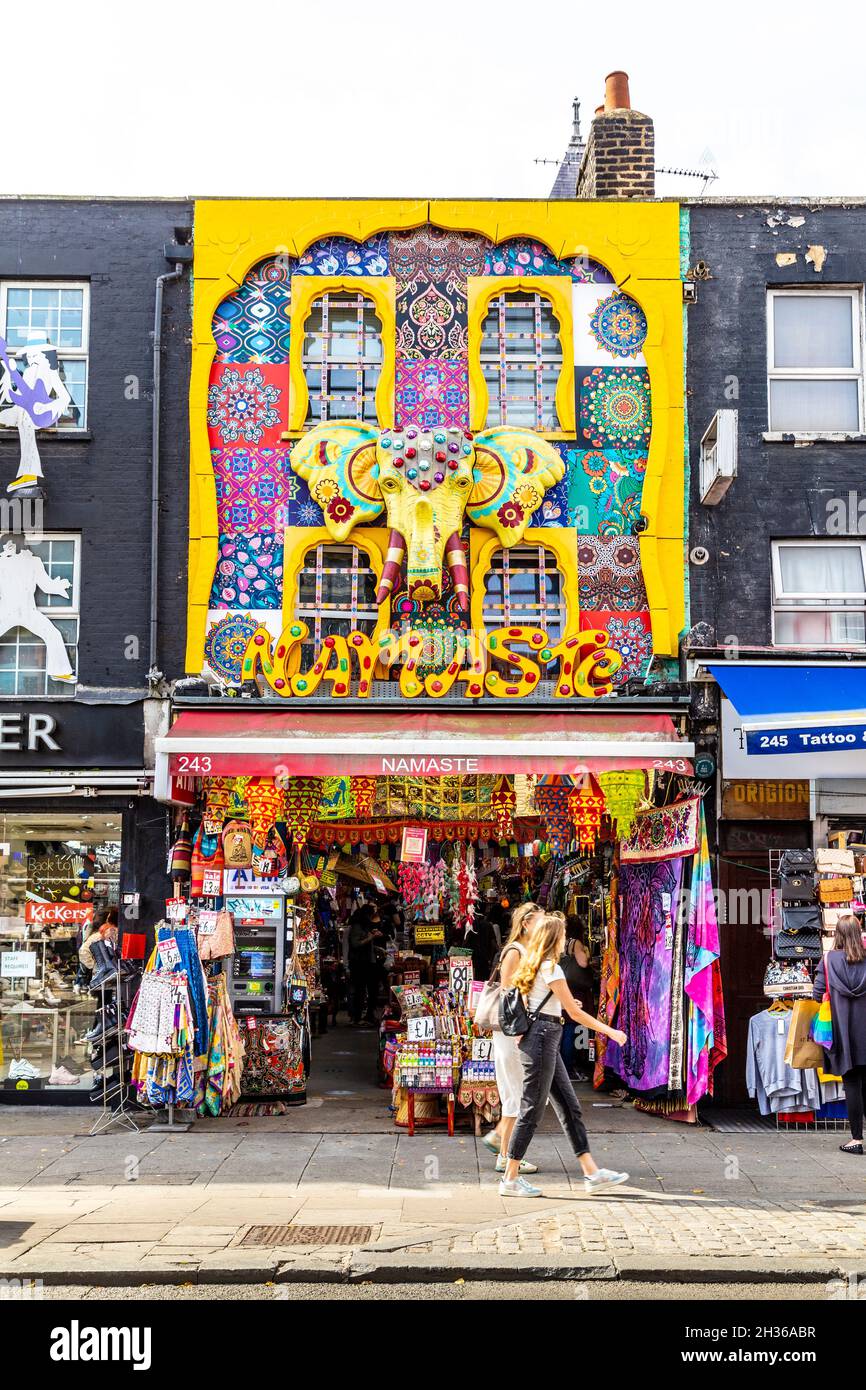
526,960,565,1018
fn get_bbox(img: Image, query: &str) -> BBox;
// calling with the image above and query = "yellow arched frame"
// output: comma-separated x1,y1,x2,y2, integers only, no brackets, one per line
467,276,575,439
188,199,684,670
468,528,580,641
286,275,396,436
281,525,392,676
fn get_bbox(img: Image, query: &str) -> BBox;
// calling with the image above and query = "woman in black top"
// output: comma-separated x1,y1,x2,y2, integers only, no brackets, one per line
813,913,866,1154
560,917,596,1081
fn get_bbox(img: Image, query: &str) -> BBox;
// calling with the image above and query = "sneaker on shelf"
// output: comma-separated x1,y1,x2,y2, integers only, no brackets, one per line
8,1058,41,1081
40,988,62,1007
48,1066,82,1086
498,1176,542,1198
584,1168,629,1193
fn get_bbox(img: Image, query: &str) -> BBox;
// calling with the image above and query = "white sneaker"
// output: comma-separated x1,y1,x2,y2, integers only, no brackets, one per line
495,1154,538,1174
481,1130,500,1154
48,1065,81,1086
8,1058,40,1081
584,1168,629,1192
498,1176,542,1198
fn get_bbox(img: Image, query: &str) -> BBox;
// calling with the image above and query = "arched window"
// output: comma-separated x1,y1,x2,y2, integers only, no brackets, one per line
483,546,566,648
480,291,563,431
295,542,379,668
302,292,383,424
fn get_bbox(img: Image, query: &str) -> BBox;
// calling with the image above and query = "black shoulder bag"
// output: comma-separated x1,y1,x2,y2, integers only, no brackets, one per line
498,986,554,1037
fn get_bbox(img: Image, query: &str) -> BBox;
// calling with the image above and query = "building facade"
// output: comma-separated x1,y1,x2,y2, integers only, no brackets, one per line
0,197,192,1100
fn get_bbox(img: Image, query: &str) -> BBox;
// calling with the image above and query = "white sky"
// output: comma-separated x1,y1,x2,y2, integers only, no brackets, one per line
6,0,865,200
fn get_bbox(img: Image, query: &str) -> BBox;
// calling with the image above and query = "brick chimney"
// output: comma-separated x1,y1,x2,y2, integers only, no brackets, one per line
576,71,655,199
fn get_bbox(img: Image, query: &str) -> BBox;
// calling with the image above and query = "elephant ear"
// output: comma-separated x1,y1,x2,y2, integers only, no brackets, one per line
290,422,383,540
467,427,566,545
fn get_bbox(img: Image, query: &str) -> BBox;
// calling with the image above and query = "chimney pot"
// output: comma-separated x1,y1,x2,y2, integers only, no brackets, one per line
604,70,631,111
594,104,605,117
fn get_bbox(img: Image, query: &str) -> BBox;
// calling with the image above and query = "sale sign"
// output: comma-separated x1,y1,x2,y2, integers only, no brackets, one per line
25,901,93,926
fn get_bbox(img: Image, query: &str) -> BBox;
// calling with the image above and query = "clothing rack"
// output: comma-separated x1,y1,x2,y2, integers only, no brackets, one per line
89,964,140,1136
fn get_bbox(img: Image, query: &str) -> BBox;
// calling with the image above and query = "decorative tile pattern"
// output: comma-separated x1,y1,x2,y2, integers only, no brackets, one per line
204,610,263,683
286,474,324,527
577,537,647,611
394,358,470,429
209,534,284,610
213,447,293,533
586,609,653,685
390,228,486,296
530,472,569,527
579,366,651,449
295,235,388,277
589,291,648,359
207,364,287,448
572,256,615,284
484,239,570,277
567,447,648,535
213,258,293,363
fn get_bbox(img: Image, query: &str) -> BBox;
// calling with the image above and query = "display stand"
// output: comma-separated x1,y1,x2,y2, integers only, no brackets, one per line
148,1102,193,1133
89,966,140,1136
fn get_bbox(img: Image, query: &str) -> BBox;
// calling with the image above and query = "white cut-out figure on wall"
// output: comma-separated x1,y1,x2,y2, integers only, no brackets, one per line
0,541,75,682
0,336,71,493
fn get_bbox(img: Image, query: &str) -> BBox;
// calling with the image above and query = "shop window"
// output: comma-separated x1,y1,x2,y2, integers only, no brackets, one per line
767,289,863,433
771,539,866,646
295,542,378,667
0,534,80,696
301,293,383,425
0,282,90,428
0,811,121,1092
482,546,566,648
480,291,563,431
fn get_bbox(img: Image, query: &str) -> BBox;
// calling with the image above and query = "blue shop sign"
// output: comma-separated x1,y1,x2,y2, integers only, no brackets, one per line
746,722,866,756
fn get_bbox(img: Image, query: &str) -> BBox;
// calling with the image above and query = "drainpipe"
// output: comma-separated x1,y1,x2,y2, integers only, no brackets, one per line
149,259,187,680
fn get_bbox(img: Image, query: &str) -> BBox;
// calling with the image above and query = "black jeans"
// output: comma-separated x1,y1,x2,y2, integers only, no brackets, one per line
842,1066,866,1142
348,958,376,1023
508,1016,590,1162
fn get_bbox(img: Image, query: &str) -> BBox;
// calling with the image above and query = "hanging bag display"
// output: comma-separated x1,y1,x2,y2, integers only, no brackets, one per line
779,849,816,876
817,877,854,904
776,905,822,960
815,848,855,876
222,819,253,868
763,960,812,997
784,999,824,1069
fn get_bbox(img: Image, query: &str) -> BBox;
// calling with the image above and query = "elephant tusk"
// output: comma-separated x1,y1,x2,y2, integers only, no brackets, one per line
376,529,405,606
445,532,470,613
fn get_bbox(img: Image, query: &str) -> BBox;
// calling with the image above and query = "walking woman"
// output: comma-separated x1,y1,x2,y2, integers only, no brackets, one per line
481,902,543,1175
813,913,866,1155
500,911,629,1198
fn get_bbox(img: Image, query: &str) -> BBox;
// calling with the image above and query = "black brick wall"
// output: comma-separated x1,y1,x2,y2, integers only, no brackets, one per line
686,202,866,646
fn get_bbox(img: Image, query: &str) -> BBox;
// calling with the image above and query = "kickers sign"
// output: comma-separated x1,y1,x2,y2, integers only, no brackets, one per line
25,902,93,926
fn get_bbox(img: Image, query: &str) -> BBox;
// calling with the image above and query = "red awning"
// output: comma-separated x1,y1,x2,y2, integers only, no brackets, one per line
155,708,692,796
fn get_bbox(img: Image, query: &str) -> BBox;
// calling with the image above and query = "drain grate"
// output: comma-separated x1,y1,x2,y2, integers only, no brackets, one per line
240,1223,372,1247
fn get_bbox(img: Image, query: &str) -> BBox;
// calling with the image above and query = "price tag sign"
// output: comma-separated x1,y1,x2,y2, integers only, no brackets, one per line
202,868,222,897
472,1037,493,1060
158,935,182,968
449,958,473,998
403,970,421,986
407,1016,436,1042
402,989,425,1010
198,911,218,938
1,950,37,979
165,899,188,923
401,826,428,863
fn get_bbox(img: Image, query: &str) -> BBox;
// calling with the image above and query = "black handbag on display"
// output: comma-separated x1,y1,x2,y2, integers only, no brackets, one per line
778,850,816,876
776,905,822,961
498,987,553,1036
779,873,816,902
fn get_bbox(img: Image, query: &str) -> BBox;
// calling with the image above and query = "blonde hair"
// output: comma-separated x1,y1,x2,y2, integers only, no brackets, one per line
504,901,542,950
512,912,567,995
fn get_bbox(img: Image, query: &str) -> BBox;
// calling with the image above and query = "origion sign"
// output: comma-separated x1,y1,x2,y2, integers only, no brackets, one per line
241,622,622,700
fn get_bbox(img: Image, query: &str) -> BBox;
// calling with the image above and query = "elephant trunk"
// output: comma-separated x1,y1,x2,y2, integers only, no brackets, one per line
445,532,470,612
404,498,446,602
376,529,405,606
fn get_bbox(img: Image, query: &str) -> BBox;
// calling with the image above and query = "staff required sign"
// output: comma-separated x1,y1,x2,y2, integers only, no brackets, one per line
746,722,866,756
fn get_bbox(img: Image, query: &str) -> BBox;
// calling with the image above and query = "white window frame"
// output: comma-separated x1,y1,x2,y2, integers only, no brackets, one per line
482,546,567,638
0,280,91,431
301,293,382,425
766,287,864,437
480,292,563,433
294,542,378,658
0,532,81,696
771,538,866,649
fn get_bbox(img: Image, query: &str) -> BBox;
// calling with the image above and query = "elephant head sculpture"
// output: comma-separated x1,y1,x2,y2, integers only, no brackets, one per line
290,422,565,610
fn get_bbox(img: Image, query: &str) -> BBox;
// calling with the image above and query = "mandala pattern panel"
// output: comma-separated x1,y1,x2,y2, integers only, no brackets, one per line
567,448,648,537
390,227,488,297
286,474,324,527
577,536,647,611
395,358,470,430
295,234,389,277
213,258,294,364
579,367,651,450
204,609,283,684
588,291,648,360
213,447,293,533
207,363,288,449
210,533,284,610
586,610,653,685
